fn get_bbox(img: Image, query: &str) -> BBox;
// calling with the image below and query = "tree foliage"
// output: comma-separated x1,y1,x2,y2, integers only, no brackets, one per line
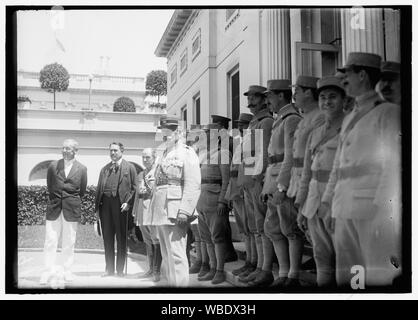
39,62,70,93
145,70,167,102
113,96,136,112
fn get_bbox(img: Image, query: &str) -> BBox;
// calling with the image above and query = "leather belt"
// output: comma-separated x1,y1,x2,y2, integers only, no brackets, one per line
268,154,284,164
312,170,331,183
155,178,183,187
337,164,382,180
230,170,239,178
201,178,222,185
293,157,304,168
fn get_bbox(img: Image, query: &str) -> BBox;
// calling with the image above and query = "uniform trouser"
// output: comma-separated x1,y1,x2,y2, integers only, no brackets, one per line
244,180,272,269
100,195,127,274
43,211,78,273
157,224,189,287
139,225,160,245
233,198,250,236
307,215,336,287
276,196,304,279
334,216,401,287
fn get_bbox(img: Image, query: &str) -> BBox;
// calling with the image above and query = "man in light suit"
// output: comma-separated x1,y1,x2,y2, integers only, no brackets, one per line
322,52,401,287
150,117,201,287
95,142,137,277
40,139,87,285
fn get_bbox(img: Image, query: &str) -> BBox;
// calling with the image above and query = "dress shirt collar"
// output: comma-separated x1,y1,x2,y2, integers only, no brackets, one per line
64,158,75,167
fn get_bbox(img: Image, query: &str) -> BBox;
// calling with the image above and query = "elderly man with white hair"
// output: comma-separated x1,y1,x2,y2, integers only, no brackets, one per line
40,139,87,285
132,147,162,282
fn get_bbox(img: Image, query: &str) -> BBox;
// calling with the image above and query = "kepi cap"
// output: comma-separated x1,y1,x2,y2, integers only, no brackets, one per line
243,85,267,96
291,75,319,89
211,115,231,129
337,52,382,73
317,76,346,94
158,116,179,129
234,113,253,123
264,79,292,93
380,61,400,75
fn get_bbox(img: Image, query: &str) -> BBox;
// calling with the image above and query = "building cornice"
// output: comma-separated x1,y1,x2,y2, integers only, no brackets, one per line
154,9,195,57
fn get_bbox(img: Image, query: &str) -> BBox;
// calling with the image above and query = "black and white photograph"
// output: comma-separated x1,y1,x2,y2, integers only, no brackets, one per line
4,2,412,298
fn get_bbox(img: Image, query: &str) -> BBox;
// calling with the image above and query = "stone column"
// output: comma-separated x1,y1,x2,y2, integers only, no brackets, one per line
266,9,291,80
340,8,385,63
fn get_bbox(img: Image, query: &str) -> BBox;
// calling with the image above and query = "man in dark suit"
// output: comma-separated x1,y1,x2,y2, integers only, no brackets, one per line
40,139,87,285
95,142,137,277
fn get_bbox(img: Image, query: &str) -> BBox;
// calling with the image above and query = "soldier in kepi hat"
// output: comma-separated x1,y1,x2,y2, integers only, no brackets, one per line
225,113,258,278
259,79,302,287
195,123,232,284
149,117,201,287
210,115,238,263
294,76,347,287
272,75,325,287
239,85,274,285
322,52,401,287
378,61,401,105
186,124,209,275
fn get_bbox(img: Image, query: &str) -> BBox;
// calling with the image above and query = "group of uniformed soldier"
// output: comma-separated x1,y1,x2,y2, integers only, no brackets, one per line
136,51,401,288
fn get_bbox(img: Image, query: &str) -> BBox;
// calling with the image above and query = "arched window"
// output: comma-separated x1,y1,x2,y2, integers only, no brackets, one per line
29,160,54,181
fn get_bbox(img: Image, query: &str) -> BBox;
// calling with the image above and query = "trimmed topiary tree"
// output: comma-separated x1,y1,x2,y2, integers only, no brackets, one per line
113,96,136,112
39,62,70,110
145,70,167,104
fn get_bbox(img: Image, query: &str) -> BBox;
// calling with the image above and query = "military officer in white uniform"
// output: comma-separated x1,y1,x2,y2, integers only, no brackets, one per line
149,117,201,287
322,52,401,287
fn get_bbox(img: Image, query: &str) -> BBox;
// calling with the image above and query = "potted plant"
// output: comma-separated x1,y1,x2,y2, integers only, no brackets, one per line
18,95,31,109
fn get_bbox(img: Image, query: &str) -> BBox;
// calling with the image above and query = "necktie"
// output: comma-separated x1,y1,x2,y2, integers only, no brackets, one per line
111,162,119,173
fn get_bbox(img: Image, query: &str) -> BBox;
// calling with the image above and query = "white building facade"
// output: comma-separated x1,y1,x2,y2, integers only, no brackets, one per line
155,8,400,127
18,70,166,113
17,71,168,186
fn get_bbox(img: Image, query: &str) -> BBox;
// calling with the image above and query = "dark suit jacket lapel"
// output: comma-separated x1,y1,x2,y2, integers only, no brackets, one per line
67,160,80,180
118,159,127,184
57,159,66,179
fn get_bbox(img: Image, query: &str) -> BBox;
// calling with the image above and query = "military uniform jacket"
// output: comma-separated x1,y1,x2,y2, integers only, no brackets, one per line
295,117,343,219
46,159,87,222
149,142,201,225
196,146,231,213
241,108,273,187
263,103,301,195
286,106,325,198
132,165,156,226
322,91,401,220
226,135,244,201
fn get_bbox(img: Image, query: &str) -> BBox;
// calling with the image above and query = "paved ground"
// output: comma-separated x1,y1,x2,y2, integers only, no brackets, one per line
17,248,232,289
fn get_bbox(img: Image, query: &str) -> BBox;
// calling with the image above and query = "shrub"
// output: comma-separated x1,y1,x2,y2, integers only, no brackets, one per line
113,96,136,112
18,95,31,103
18,185,98,226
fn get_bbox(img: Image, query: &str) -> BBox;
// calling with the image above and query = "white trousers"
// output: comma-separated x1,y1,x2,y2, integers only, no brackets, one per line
157,224,189,287
43,211,78,273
